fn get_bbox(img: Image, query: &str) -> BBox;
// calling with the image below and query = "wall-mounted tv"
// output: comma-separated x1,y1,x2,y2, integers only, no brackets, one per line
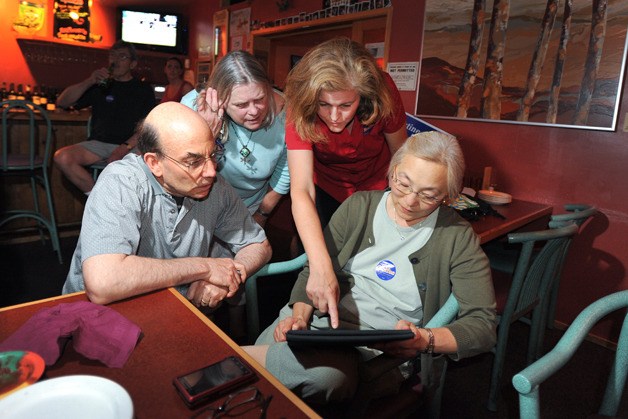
116,8,188,55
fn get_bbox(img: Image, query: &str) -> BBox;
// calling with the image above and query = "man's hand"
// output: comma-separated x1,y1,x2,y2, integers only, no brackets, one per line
187,281,229,308
204,258,246,296
306,271,340,328
90,67,111,86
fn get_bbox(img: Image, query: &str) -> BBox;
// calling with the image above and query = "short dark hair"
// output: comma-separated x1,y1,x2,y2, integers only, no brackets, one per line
167,56,184,68
137,120,160,154
112,40,138,62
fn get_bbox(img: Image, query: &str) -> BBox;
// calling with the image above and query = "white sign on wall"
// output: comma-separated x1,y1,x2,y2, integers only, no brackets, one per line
387,62,419,91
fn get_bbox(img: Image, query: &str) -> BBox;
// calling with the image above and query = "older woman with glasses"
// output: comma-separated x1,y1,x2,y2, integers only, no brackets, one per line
244,131,496,405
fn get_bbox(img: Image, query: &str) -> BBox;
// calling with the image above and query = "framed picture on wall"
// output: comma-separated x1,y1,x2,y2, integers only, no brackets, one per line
417,0,628,131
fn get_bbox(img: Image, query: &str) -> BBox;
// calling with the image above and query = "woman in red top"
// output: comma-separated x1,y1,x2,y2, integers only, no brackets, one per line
285,37,407,327
160,57,193,103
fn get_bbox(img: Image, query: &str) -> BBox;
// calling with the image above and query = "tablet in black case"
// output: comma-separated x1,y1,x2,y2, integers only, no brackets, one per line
286,329,415,347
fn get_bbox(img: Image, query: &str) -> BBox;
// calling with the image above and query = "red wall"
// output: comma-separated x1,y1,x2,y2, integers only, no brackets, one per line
0,0,116,87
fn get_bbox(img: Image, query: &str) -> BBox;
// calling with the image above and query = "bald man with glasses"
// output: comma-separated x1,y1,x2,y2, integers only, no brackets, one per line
54,40,156,194
62,102,272,309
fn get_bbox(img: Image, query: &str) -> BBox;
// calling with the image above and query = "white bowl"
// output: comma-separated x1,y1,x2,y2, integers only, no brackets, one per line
478,190,512,205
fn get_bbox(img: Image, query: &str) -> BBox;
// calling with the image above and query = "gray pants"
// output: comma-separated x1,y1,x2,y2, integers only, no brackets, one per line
255,304,406,404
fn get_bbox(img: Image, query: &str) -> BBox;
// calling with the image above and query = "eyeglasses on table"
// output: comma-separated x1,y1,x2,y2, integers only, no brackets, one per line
191,386,273,419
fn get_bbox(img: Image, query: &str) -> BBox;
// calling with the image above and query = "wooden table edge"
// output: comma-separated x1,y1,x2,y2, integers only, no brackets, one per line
167,288,322,419
0,291,87,312
478,204,553,244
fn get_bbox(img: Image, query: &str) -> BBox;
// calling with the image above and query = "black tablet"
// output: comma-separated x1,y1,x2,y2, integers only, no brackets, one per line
285,329,414,347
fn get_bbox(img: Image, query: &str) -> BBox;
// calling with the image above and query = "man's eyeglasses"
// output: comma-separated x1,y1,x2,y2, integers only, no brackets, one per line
161,150,223,175
191,386,272,419
391,167,444,205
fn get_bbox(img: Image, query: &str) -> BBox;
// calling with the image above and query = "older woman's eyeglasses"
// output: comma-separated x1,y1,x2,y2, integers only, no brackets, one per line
391,168,444,205
161,150,223,175
190,386,272,419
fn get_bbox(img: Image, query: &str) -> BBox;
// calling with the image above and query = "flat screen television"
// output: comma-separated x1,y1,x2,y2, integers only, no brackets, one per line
116,8,188,55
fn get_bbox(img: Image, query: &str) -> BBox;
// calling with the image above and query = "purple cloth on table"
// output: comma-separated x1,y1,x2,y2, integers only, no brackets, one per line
0,301,141,368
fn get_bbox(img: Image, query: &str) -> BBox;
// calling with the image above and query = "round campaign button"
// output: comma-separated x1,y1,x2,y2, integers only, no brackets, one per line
375,260,396,281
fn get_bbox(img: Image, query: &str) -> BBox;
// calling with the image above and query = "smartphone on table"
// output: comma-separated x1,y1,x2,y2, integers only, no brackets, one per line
173,355,256,408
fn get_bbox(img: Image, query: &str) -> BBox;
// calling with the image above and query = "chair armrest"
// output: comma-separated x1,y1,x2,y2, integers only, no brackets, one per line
358,293,460,383
244,253,307,343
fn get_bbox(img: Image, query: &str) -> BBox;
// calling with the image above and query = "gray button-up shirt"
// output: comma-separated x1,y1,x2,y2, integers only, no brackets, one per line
62,154,266,295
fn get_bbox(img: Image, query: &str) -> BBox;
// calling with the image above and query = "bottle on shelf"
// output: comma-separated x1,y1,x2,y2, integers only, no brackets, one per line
1,82,6,101
39,85,48,106
46,88,57,112
25,84,32,101
32,85,41,105
8,83,17,100
16,84,25,100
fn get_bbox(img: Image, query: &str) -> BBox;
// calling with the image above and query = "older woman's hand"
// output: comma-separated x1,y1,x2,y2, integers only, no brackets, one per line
372,320,427,358
273,316,308,342
195,88,225,138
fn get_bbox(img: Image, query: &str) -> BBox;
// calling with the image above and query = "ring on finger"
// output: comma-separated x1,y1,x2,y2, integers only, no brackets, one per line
201,299,209,306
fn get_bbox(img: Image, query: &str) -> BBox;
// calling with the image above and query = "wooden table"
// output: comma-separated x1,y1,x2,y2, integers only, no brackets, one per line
0,289,320,419
469,198,553,244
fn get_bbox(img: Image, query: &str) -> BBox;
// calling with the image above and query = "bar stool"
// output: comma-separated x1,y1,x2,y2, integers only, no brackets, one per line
1,99,62,263
83,115,107,181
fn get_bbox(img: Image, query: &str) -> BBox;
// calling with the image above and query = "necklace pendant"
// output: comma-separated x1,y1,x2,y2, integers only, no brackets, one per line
239,146,251,158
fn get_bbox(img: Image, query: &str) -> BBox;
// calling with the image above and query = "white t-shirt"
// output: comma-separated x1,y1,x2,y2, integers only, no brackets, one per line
338,191,439,329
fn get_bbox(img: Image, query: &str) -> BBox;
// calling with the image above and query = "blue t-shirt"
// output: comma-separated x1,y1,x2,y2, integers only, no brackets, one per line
181,89,290,212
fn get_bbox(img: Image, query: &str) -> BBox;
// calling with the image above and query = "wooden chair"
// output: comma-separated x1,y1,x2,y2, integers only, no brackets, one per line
1,99,62,263
245,255,459,418
512,290,628,419
488,222,579,411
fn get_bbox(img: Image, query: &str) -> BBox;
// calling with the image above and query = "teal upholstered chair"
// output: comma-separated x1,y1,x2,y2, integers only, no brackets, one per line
485,204,596,330
488,222,579,411
349,293,460,419
1,100,62,263
512,290,628,419
545,204,596,328
245,254,460,418
244,252,308,342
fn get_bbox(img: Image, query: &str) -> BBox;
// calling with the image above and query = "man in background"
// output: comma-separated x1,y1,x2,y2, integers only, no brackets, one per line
54,40,155,194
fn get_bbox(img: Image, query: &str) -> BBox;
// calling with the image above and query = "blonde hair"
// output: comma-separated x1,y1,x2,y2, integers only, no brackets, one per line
284,37,395,144
388,131,465,200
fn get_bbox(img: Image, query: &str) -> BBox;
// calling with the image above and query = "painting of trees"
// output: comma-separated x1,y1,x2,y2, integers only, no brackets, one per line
417,0,628,130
